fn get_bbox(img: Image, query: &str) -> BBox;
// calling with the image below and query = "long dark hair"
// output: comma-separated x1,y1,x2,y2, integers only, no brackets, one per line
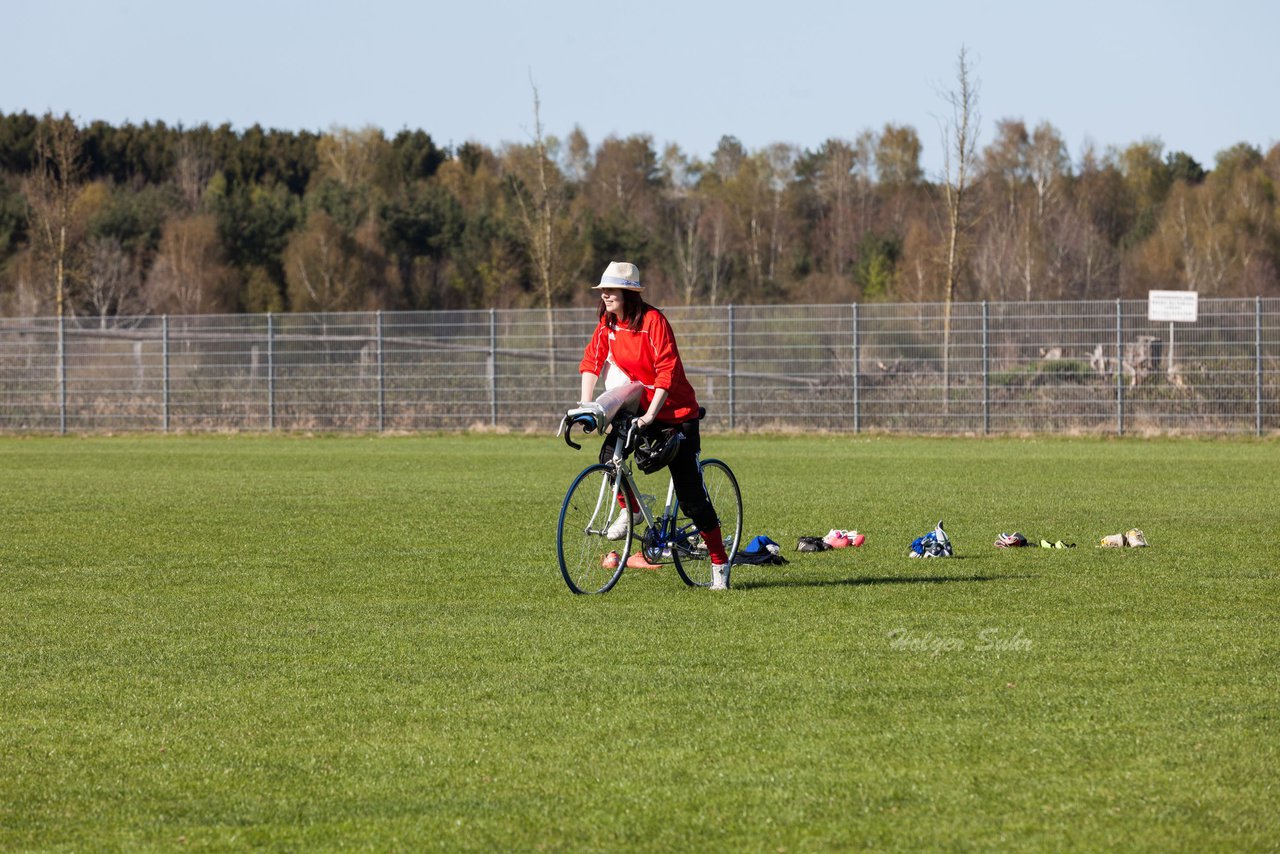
599,290,648,329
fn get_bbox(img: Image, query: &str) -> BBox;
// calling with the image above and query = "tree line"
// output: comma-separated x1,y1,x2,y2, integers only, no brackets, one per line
1,105,1277,322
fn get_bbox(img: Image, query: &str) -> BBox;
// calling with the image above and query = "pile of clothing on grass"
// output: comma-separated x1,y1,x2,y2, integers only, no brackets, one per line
736,520,1151,565
995,528,1147,549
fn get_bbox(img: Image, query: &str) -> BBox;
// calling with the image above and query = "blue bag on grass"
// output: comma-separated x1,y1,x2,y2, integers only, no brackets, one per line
909,521,953,558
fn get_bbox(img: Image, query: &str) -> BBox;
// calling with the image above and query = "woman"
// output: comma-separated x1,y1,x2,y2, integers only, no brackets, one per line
578,261,732,590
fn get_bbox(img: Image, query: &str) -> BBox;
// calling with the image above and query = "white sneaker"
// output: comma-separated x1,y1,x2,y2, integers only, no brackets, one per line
710,562,731,590
606,509,639,541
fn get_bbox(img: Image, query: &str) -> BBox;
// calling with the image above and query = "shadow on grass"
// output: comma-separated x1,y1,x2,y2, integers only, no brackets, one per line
736,573,1034,591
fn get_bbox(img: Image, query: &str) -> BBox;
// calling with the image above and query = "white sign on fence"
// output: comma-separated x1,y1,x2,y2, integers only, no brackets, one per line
1148,290,1198,322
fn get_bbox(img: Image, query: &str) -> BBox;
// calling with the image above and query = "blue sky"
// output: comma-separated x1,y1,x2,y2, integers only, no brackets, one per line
5,0,1277,176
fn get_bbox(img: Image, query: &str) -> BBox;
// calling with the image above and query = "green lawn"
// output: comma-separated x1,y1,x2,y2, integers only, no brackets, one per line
1,433,1276,851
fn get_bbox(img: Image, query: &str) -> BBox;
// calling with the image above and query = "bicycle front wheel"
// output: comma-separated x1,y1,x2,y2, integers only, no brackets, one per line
557,463,631,594
673,458,743,587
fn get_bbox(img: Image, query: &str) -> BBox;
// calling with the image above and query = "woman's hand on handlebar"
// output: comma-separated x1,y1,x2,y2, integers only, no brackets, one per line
634,388,667,431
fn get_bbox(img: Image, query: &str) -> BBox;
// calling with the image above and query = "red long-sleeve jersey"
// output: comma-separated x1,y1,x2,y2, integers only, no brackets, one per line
579,308,700,423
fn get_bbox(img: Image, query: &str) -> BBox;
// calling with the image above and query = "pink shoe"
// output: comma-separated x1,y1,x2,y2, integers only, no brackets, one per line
625,552,664,570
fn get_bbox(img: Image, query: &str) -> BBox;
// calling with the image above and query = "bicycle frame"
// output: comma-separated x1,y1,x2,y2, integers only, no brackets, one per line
596,421,705,562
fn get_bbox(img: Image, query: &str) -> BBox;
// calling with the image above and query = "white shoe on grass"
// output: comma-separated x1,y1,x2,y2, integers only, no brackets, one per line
710,562,731,590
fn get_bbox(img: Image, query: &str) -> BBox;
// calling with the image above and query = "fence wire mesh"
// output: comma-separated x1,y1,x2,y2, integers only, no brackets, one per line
1,299,1276,435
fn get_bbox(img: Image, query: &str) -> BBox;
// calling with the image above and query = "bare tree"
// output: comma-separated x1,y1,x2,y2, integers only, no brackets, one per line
763,143,796,284
1072,145,1123,299
563,125,593,184
816,139,857,279
718,149,776,295
507,82,585,378
876,123,924,231
81,236,146,326
283,213,389,312
145,214,236,314
285,213,351,312
24,113,84,320
174,137,215,213
23,114,83,423
318,124,386,189
938,47,980,408
662,144,707,305
705,203,729,306
976,119,1070,301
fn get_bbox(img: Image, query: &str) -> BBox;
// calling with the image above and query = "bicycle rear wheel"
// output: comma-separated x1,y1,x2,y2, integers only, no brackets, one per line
557,463,631,594
672,458,743,587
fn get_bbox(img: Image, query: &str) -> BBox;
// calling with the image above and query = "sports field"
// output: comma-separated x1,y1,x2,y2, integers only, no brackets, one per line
1,433,1276,850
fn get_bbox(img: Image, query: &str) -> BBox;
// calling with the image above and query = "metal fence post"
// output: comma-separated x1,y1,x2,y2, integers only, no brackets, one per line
58,314,67,434
1115,298,1124,436
266,312,276,430
1257,296,1264,437
852,303,860,433
727,304,736,430
162,315,170,433
489,308,498,427
376,310,385,432
982,300,990,435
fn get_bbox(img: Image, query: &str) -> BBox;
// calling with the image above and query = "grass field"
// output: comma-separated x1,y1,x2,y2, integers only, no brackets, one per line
1,432,1277,851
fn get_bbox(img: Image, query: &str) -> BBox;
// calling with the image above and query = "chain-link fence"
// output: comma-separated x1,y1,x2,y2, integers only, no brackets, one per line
1,299,1276,435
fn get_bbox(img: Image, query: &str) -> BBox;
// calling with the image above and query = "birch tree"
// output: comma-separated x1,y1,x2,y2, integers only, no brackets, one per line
24,113,84,320
82,236,145,325
938,47,979,408
146,214,236,314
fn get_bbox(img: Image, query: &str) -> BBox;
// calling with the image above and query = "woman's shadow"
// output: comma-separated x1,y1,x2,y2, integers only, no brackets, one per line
735,568,1033,591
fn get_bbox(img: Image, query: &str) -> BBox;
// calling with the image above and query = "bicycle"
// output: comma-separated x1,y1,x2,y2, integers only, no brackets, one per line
555,402,743,595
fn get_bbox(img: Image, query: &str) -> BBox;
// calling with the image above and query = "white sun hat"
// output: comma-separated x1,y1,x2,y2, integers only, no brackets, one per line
592,261,643,291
